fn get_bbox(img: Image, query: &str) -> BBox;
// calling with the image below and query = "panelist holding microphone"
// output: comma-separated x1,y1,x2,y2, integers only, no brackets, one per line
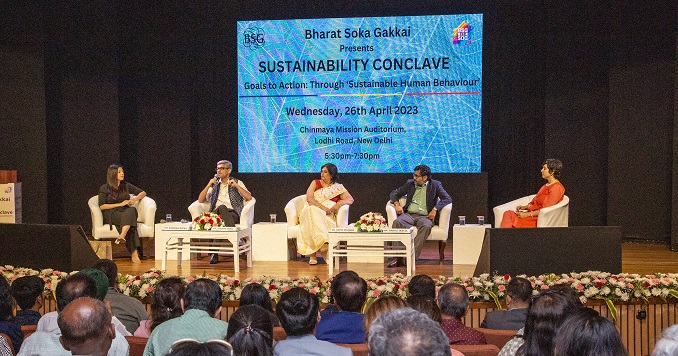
198,160,252,264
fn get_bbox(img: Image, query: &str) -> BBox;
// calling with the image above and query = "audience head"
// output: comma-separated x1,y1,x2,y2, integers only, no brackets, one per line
226,305,274,356
518,289,583,356
58,297,115,356
184,278,222,317
414,164,432,180
77,268,109,301
368,308,451,356
321,163,339,183
11,275,45,311
330,270,367,312
407,274,436,300
168,339,234,356
55,273,98,311
239,283,274,313
506,277,533,307
543,158,563,179
652,324,678,356
276,287,319,336
91,259,119,288
407,294,442,323
553,307,626,356
151,277,185,332
436,283,469,320
0,277,13,321
364,295,407,332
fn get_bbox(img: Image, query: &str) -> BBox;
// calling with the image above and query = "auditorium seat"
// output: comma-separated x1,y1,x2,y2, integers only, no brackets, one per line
273,326,287,341
385,197,452,262
88,195,157,240
125,336,148,356
187,198,256,228
0,333,14,356
284,195,350,260
451,344,500,356
492,195,569,228
20,324,37,339
475,328,520,349
336,342,368,356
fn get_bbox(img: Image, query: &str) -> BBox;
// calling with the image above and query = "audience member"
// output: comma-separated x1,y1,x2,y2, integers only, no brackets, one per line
652,324,678,356
226,305,273,356
92,259,149,334
57,297,116,356
437,283,486,345
368,307,452,356
480,277,532,330
10,275,45,326
144,278,228,356
553,307,626,356
166,339,234,356
316,270,367,344
19,273,129,355
134,277,185,338
407,274,436,300
0,277,22,352
363,295,407,333
239,282,280,327
274,287,351,356
45,269,130,337
407,294,442,323
498,289,582,356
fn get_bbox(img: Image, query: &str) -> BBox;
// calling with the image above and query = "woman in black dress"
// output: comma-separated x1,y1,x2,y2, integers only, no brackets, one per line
98,164,146,263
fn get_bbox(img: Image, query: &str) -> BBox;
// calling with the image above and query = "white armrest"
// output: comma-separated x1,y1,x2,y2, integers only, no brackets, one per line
239,198,256,228
437,203,453,232
492,195,535,228
188,200,211,221
136,197,157,225
336,204,350,228
88,196,104,231
537,195,569,227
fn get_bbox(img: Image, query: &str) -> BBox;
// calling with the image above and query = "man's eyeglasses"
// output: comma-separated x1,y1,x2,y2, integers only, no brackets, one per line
216,167,230,171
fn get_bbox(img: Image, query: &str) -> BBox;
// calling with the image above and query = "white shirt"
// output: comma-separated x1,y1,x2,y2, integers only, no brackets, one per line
37,311,132,336
207,180,248,209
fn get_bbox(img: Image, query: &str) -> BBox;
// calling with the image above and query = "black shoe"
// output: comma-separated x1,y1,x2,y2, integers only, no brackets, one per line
209,254,218,264
387,258,405,268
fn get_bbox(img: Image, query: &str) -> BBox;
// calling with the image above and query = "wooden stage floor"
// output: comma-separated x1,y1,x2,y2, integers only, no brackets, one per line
115,240,678,278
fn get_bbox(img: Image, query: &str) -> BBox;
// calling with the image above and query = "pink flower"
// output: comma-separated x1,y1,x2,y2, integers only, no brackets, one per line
466,286,474,292
283,286,290,292
373,289,382,297
541,284,549,290
146,286,154,293
576,284,585,292
310,289,318,295
298,283,305,288
498,285,506,291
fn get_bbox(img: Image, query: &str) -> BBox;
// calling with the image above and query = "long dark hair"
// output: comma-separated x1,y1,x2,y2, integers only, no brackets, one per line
0,278,14,321
150,277,185,332
517,290,583,356
106,164,128,200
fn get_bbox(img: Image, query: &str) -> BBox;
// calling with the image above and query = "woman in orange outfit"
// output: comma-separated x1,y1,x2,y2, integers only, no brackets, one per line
501,159,564,228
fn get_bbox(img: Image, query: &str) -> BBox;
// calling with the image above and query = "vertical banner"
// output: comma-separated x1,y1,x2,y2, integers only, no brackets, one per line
238,14,483,173
0,183,21,223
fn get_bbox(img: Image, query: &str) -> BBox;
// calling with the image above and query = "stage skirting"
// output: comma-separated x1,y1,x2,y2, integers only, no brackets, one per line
30,297,674,356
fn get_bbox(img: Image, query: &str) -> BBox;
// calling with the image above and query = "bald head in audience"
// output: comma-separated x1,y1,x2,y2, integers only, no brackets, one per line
58,297,115,356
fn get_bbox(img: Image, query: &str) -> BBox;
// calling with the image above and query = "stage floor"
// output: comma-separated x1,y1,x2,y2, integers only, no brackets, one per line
114,240,678,278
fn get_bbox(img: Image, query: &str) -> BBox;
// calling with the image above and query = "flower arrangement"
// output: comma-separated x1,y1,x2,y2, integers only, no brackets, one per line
354,212,388,232
192,212,224,230
5,264,678,313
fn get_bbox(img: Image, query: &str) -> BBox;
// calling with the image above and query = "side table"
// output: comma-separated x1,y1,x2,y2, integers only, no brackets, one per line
252,222,288,261
452,224,491,265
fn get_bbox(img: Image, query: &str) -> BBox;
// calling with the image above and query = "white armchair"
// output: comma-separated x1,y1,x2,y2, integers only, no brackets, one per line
187,198,256,228
88,195,157,240
385,197,452,262
284,194,350,260
493,195,569,228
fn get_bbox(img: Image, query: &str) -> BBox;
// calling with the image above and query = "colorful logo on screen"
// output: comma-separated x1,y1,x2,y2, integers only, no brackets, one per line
243,27,265,49
452,21,472,45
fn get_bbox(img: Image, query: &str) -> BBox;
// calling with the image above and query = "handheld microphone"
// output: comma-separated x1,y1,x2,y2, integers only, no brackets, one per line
212,174,220,186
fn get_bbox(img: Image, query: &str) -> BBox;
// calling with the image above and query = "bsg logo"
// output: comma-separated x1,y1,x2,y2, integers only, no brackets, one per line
243,27,265,49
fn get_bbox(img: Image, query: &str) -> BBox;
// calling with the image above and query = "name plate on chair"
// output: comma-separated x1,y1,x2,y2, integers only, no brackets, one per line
211,226,238,232
330,227,358,233
381,228,412,233
163,225,192,231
